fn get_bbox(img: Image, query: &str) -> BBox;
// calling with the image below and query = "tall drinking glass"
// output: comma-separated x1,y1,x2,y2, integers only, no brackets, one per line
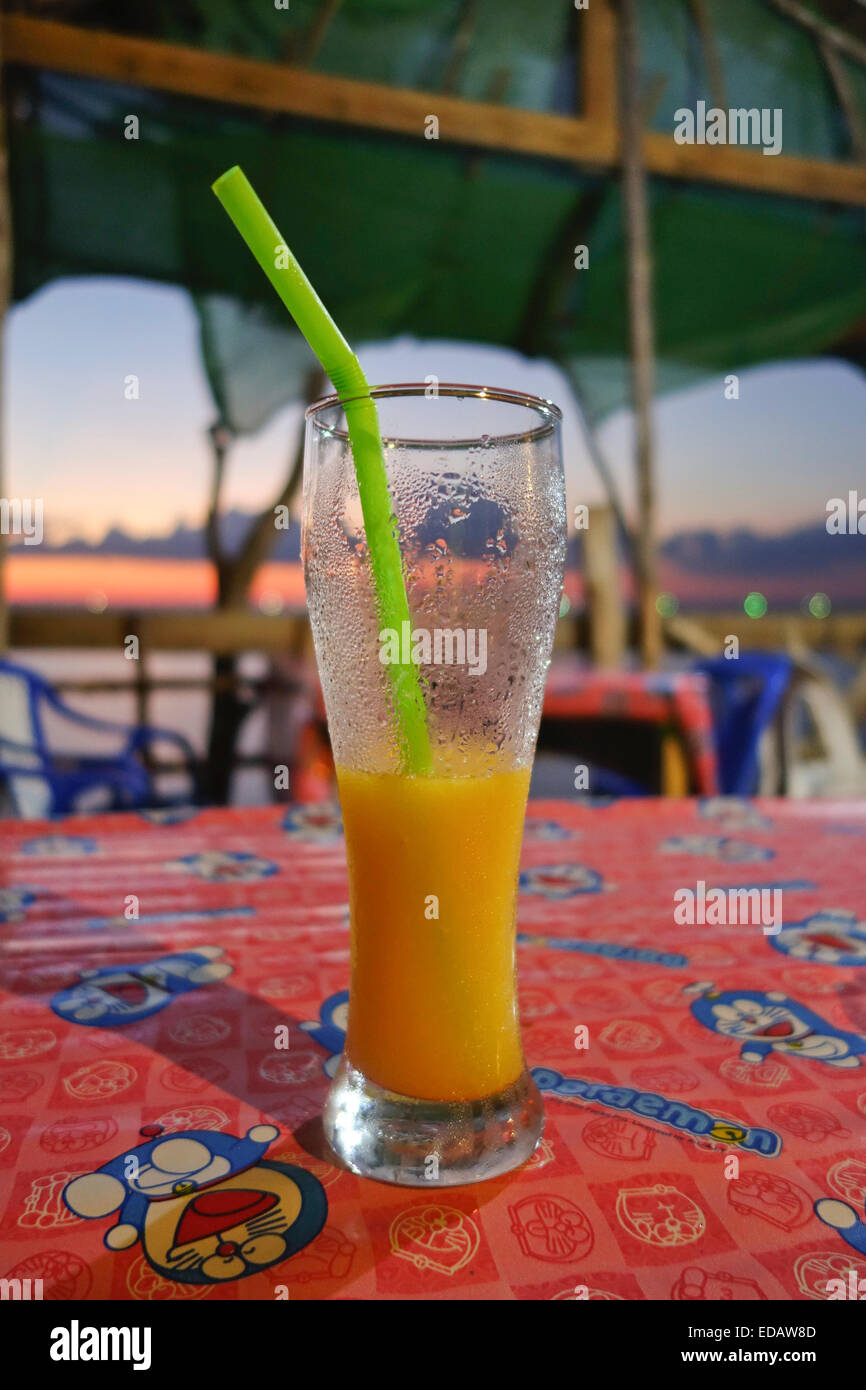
302,384,566,1185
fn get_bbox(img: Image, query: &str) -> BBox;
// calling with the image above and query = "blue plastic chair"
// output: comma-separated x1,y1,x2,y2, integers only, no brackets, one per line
581,763,649,797
0,658,198,818
694,653,793,795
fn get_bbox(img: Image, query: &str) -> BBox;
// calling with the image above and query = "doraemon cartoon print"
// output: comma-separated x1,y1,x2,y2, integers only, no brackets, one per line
0,887,36,924
661,834,774,863
698,798,772,831
299,991,348,1077
51,947,233,1026
770,911,866,967
815,1195,866,1258
685,983,866,1068
518,864,604,898
63,1124,327,1284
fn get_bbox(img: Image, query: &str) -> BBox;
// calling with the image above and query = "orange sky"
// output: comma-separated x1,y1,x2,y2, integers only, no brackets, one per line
6,556,308,610
6,557,592,611
9,553,849,613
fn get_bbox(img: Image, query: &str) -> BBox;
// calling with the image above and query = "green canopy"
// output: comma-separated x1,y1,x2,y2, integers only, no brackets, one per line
8,0,866,433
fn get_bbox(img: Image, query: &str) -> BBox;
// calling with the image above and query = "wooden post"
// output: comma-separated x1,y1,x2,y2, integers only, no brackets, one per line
581,0,618,133
689,0,727,111
299,0,345,65
442,0,481,95
617,0,661,668
584,505,626,667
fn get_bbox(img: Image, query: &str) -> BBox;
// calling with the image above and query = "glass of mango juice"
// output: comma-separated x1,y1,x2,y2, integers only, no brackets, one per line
302,384,567,1185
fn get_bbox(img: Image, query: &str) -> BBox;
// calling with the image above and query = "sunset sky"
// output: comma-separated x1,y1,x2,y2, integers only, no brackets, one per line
7,275,866,549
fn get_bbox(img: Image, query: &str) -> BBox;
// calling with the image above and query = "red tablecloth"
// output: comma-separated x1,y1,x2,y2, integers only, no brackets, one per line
1,797,865,1301
544,662,719,794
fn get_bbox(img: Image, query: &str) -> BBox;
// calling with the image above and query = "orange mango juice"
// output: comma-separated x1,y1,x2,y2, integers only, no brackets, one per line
336,764,531,1102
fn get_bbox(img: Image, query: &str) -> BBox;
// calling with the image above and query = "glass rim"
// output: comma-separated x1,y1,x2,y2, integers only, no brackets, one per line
305,382,562,448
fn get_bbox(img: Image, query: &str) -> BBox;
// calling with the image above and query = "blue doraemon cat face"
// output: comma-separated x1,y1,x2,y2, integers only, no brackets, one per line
51,948,232,1026
64,1125,279,1215
700,993,813,1044
62,1125,327,1284
686,984,866,1069
662,835,773,863
771,912,866,967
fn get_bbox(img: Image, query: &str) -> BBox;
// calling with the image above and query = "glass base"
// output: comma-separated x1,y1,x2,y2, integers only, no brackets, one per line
323,1055,544,1187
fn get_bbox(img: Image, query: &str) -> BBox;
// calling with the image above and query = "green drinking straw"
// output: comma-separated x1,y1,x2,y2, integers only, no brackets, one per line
212,166,432,776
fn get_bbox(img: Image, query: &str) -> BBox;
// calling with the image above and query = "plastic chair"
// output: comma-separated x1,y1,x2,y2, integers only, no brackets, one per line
0,658,198,818
693,653,793,795
577,762,649,797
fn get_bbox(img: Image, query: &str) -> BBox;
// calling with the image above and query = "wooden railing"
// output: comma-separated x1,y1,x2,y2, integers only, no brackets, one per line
7,604,866,783
7,608,313,780
10,605,866,660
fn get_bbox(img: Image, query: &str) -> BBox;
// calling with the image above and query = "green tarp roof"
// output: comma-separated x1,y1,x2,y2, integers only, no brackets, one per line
8,0,866,433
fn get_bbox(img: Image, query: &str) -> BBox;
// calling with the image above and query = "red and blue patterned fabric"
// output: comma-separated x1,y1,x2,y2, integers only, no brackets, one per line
1,797,864,1300
543,664,719,794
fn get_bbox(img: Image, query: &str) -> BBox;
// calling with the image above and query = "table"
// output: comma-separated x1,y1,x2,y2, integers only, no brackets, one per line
1,797,865,1301
543,662,719,795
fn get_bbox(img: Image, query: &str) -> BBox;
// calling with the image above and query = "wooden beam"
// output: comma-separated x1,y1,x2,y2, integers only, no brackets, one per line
583,506,627,667
300,0,345,67
9,607,308,654
689,0,727,110
1,15,608,168
768,0,866,67
580,0,617,129
619,0,662,670
641,129,866,201
663,611,866,655
10,603,866,661
554,607,866,656
3,15,866,204
818,34,866,161
441,0,481,96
